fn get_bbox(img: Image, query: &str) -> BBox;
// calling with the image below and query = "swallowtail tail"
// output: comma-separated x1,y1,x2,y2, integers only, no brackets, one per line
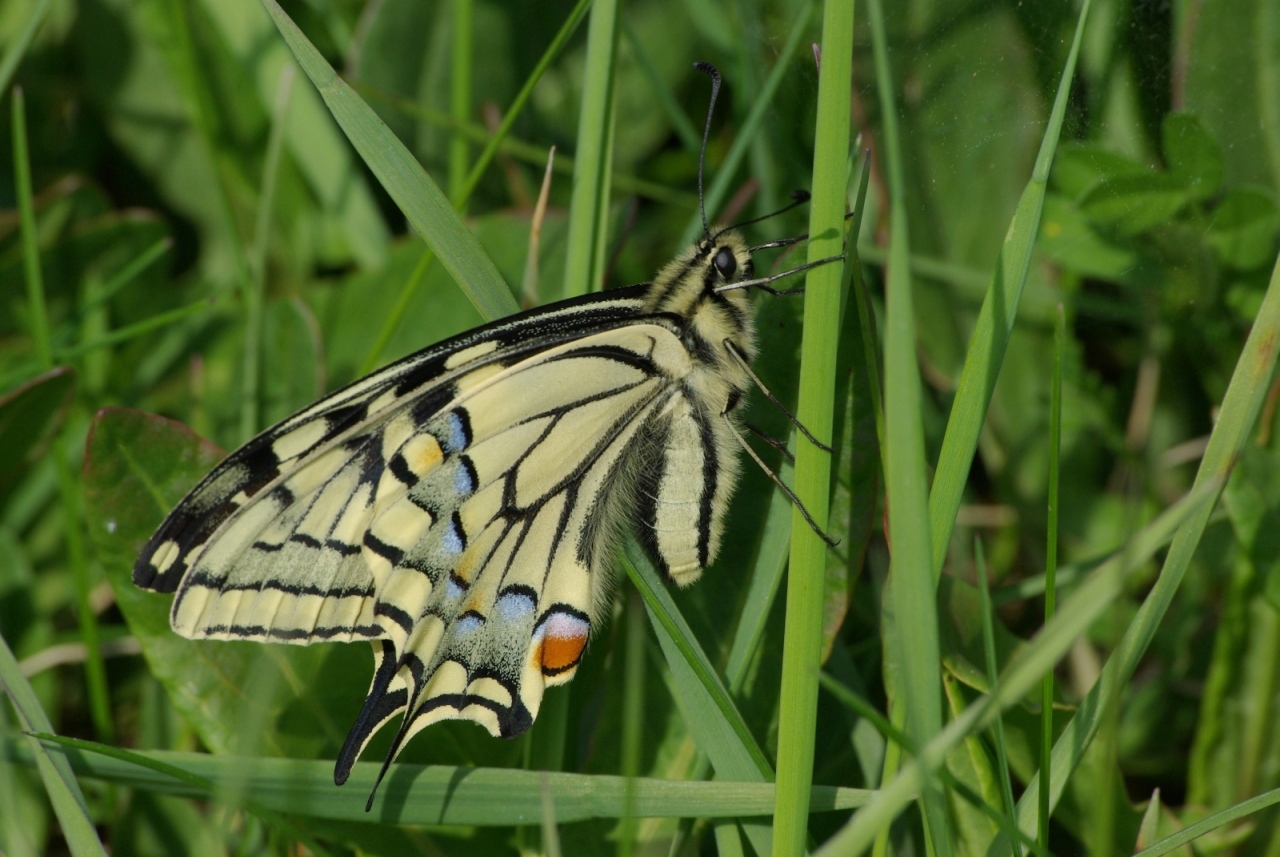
133,62,836,800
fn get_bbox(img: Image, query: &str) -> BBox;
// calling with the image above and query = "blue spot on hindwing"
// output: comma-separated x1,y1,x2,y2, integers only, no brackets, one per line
455,612,483,635
440,512,466,556
494,587,537,623
446,574,467,600
454,457,475,495
442,410,470,453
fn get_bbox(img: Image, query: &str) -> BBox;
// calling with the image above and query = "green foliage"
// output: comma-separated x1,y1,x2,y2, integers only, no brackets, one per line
3,0,1280,855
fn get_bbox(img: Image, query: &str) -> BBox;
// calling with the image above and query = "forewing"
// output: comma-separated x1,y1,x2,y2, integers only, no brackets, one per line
133,286,652,598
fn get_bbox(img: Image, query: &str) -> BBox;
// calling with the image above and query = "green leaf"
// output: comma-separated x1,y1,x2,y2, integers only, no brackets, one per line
1162,112,1224,202
0,367,74,498
81,408,357,759
1207,187,1280,271
1038,194,1142,281
1079,172,1191,235
1051,144,1149,200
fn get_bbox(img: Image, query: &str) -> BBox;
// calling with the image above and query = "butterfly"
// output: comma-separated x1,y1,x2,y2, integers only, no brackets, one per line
132,62,837,804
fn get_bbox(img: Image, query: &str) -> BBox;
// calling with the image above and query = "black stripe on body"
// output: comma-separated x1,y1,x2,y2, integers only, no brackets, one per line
632,412,671,576
693,407,719,569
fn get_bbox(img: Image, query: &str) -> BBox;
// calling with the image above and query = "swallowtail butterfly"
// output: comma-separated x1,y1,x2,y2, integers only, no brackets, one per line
133,62,836,802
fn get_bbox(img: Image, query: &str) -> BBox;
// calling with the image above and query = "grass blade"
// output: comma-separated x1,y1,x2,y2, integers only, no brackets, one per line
864,0,948,848
993,246,1280,851
2,737,872,824
772,2,854,854
927,0,1093,573
816,476,1223,855
0,635,106,856
258,0,517,320
561,0,619,298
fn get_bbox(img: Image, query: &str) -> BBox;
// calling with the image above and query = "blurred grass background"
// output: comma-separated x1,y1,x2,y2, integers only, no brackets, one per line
2,0,1280,854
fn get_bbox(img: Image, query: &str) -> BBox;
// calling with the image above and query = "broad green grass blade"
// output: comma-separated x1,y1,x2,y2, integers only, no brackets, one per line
815,477,1223,855
258,0,517,320
927,0,1093,574
0,635,106,856
561,0,618,298
864,0,947,849
772,2,854,855
3,739,871,825
991,244,1280,852
623,543,774,857
622,544,772,780
30,735,336,857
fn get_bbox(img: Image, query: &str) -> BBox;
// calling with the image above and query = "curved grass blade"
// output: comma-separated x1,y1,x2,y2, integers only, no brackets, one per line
258,0,517,321
0,635,106,856
990,241,1280,855
815,475,1223,855
927,0,1093,573
2,738,872,825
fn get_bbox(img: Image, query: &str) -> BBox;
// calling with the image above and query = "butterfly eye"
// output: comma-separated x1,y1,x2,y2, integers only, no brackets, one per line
714,247,737,279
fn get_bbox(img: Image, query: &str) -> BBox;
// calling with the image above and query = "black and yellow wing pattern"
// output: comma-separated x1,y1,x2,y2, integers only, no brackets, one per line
133,229,766,789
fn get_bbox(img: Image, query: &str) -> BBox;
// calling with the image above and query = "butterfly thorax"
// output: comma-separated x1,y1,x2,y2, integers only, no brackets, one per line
642,228,757,413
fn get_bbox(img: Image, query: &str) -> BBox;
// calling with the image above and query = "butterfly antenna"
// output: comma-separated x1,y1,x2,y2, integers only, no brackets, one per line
693,61,722,243
713,253,844,295
750,209,860,253
712,190,811,242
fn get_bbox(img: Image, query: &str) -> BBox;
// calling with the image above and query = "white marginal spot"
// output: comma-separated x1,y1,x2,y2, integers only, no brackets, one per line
152,540,181,573
443,340,499,370
465,676,512,709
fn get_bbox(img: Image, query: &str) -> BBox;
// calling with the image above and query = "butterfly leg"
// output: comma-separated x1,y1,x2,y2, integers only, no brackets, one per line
723,340,833,453
721,412,838,547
